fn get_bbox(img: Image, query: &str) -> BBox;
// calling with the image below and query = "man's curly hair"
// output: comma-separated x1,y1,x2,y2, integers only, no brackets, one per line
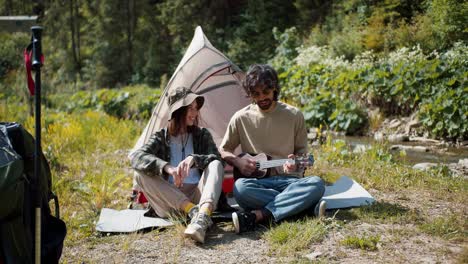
243,64,280,101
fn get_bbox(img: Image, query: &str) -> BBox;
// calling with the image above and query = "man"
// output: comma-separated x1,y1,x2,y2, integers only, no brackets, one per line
219,64,326,234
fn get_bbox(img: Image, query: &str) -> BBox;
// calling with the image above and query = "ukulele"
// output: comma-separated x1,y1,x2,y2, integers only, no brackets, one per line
233,153,314,179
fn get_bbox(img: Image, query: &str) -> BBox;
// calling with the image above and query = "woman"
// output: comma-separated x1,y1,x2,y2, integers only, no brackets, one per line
130,86,224,243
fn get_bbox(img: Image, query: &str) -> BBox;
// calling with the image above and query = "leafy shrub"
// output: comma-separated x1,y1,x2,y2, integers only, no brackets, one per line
270,27,301,74
418,85,468,139
62,90,131,118
96,90,130,118
427,0,468,50
47,85,161,120
329,100,367,135
0,33,29,80
278,41,467,139
302,92,335,129
134,95,158,120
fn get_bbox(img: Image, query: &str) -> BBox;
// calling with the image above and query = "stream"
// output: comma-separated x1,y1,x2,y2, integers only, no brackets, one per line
331,135,468,165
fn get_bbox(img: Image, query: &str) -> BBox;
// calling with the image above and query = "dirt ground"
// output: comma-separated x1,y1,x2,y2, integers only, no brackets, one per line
63,188,467,263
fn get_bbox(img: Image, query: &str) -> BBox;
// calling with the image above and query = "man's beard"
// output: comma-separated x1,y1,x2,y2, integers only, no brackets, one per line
257,99,273,110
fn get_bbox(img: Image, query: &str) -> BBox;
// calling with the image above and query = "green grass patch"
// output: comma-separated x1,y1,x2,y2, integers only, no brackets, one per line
419,214,467,242
341,234,380,251
264,217,327,256
331,201,422,226
355,202,422,224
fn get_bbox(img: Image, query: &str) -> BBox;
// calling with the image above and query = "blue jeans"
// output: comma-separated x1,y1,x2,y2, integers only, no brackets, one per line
233,176,325,222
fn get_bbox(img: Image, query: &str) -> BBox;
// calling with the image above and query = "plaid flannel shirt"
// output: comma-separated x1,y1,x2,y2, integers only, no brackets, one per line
130,127,223,178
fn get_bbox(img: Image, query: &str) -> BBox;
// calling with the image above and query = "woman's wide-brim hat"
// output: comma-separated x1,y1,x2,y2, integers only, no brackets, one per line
167,86,204,121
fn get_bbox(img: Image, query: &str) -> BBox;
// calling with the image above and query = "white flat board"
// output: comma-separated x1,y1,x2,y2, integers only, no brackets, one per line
321,176,375,209
96,208,173,233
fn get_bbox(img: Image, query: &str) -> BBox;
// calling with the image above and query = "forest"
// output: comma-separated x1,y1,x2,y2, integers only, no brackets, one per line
1,0,467,139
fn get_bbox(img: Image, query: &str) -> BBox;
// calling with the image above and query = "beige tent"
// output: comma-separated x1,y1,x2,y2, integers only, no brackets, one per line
132,26,249,150
131,26,250,192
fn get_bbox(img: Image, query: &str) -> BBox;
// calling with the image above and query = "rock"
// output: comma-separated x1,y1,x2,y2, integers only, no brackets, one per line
448,159,468,178
391,145,429,152
307,132,316,140
305,251,323,260
353,144,370,153
331,131,346,137
409,137,440,144
388,134,410,142
458,159,468,167
412,146,430,152
389,119,401,129
413,163,438,170
405,115,421,134
390,145,400,150
374,132,385,141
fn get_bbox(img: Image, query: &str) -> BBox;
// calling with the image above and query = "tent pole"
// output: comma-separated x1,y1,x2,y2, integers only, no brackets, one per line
31,25,43,264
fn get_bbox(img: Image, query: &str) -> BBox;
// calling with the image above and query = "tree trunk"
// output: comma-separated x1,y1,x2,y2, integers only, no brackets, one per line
126,0,135,75
5,0,13,15
69,0,81,79
75,0,81,77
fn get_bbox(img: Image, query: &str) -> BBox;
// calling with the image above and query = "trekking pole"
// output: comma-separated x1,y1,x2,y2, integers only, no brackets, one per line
31,25,43,264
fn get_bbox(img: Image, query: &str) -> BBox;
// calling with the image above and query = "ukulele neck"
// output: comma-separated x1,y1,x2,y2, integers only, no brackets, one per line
258,159,294,170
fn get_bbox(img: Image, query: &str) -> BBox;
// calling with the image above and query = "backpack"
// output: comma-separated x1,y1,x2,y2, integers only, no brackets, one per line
0,122,66,264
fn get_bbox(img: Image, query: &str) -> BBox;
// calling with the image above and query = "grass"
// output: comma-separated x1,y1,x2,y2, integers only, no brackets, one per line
2,92,467,262
419,214,467,242
368,109,384,132
341,234,381,251
264,217,327,257
331,201,423,226
354,201,422,224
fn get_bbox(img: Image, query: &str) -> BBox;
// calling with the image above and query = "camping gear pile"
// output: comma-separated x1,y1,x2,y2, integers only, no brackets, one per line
0,123,66,263
1,26,65,264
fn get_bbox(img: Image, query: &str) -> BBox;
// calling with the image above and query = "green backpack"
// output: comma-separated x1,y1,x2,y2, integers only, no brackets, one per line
0,122,66,264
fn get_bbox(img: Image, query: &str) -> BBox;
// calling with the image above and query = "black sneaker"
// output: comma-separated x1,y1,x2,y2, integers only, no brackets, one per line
232,211,256,234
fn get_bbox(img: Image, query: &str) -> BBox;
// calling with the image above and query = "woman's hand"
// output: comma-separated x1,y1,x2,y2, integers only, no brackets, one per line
176,156,195,186
164,156,194,187
283,154,297,174
164,164,183,187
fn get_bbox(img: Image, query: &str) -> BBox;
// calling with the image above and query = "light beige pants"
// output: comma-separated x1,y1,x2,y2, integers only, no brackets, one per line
135,160,224,218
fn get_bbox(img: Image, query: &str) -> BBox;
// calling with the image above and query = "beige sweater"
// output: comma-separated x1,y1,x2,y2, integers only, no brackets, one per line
221,101,308,176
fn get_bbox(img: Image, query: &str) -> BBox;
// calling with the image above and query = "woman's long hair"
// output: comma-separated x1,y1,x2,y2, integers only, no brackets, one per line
168,105,199,136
